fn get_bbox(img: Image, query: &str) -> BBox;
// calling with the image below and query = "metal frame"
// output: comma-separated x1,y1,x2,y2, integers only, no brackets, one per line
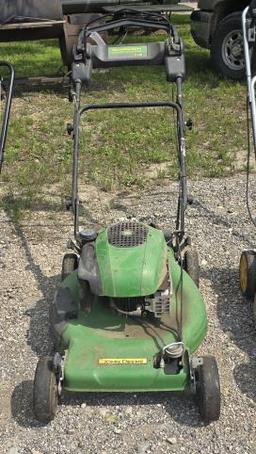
69,11,187,247
0,61,14,172
242,6,256,148
74,10,178,63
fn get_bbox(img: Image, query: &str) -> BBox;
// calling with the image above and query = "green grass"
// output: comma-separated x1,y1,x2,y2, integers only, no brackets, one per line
0,14,248,217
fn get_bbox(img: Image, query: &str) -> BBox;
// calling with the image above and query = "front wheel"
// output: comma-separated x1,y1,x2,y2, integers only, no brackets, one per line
195,356,221,423
61,252,78,281
33,357,59,423
239,250,256,300
210,12,244,80
184,248,199,287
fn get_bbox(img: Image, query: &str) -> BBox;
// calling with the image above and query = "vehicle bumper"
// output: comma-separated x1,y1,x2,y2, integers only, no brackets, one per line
191,10,213,49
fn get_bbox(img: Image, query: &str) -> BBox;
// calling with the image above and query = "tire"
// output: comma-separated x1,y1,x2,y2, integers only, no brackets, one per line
184,248,199,287
253,294,256,322
239,250,256,299
210,12,244,80
61,252,78,281
195,356,221,423
33,357,58,423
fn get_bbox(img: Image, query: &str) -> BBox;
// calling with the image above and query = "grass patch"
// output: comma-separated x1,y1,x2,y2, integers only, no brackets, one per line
0,39,63,77
0,14,248,217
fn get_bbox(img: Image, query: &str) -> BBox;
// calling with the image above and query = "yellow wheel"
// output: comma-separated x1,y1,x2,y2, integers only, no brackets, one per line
239,250,256,299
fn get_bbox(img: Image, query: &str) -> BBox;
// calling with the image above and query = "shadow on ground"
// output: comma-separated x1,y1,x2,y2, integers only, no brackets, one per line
202,264,256,402
11,378,203,429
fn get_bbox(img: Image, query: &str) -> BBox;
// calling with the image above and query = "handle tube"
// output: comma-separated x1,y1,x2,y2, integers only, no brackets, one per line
0,61,14,172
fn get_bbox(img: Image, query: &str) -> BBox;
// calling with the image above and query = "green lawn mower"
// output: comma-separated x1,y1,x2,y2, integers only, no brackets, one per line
33,8,221,424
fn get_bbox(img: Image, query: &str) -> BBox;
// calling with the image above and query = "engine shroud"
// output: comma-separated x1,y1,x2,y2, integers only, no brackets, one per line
96,221,168,297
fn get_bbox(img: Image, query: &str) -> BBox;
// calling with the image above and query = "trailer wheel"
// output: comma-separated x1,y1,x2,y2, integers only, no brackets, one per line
239,250,256,299
184,248,199,287
60,14,106,67
210,12,244,80
61,253,78,281
33,357,59,423
195,356,221,423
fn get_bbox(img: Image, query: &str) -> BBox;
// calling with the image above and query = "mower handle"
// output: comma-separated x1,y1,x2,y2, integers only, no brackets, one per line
0,61,14,172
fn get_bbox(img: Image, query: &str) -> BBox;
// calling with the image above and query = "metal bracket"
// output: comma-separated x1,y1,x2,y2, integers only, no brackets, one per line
67,237,81,253
248,26,256,42
53,352,65,396
189,356,203,393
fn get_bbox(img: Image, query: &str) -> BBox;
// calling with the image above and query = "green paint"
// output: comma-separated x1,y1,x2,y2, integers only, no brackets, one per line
96,225,167,297
60,246,207,392
108,45,148,59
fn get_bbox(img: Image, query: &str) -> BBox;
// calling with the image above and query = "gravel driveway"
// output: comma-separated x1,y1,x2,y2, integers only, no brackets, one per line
1,175,256,454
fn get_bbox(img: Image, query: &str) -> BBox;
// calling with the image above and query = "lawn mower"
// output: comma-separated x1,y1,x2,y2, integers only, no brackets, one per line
239,1,256,312
33,9,221,424
0,61,14,172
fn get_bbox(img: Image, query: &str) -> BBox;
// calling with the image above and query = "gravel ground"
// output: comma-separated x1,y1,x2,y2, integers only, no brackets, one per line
1,174,256,454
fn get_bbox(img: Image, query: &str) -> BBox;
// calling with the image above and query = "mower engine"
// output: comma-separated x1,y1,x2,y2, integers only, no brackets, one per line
78,221,172,319
110,286,171,318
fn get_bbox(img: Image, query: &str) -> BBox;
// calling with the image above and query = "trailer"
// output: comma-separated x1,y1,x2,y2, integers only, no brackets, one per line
0,0,191,68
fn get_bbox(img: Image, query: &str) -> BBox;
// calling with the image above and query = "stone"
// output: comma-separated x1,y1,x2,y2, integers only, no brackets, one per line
105,414,118,423
137,442,150,454
166,437,177,445
8,449,19,454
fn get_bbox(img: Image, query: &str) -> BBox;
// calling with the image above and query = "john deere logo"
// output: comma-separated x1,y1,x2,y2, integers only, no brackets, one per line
98,358,147,365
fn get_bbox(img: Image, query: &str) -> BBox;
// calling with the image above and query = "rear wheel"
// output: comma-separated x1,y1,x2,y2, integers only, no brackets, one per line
61,252,78,281
184,248,199,287
210,12,244,80
33,357,59,423
239,250,256,299
195,356,221,423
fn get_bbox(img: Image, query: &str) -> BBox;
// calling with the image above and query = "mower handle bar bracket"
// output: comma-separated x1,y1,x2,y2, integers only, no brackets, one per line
72,11,185,84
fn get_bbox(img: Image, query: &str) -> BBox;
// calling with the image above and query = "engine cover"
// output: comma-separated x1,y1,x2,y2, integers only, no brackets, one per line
94,221,168,298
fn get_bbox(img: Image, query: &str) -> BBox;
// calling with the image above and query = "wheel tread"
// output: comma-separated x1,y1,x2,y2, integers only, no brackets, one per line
196,355,221,423
33,357,58,423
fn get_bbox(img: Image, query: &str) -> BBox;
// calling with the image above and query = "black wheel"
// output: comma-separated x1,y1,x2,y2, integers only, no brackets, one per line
33,357,58,423
239,250,256,299
184,248,199,287
195,356,221,423
253,295,256,322
210,12,244,80
164,229,173,244
61,252,78,281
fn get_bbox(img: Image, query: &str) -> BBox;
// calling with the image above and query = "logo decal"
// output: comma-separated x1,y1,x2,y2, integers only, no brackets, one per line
98,358,147,365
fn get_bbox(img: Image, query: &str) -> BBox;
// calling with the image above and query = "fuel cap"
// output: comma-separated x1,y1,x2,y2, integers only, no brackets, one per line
79,230,97,242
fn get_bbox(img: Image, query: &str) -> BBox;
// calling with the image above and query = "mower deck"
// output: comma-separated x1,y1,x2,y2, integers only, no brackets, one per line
53,249,207,392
